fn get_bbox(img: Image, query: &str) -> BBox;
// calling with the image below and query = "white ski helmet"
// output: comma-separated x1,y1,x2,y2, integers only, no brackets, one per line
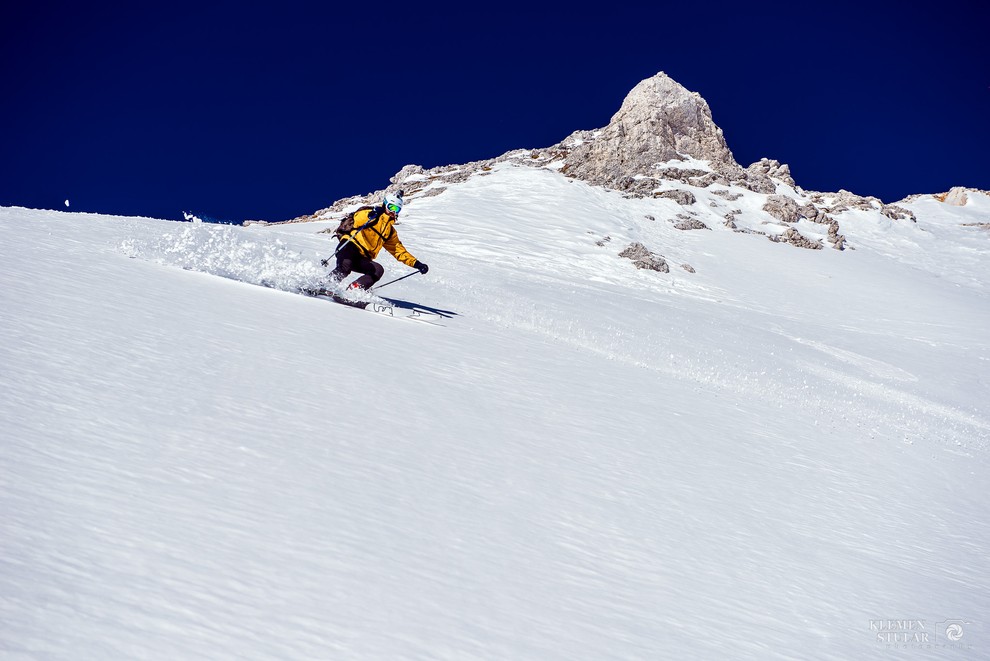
383,190,404,214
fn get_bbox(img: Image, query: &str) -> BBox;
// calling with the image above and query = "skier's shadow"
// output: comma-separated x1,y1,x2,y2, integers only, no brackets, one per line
382,298,459,319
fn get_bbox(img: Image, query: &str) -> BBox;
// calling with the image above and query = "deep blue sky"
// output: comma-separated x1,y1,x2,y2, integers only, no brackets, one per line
2,1,987,221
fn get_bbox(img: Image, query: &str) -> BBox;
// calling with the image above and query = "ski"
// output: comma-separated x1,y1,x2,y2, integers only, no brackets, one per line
364,301,443,323
306,291,444,324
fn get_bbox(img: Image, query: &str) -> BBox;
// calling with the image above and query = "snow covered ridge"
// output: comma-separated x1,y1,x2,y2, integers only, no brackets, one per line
289,160,990,264
286,72,987,257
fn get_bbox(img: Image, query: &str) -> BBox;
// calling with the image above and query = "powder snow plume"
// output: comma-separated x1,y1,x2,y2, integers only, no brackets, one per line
119,222,326,293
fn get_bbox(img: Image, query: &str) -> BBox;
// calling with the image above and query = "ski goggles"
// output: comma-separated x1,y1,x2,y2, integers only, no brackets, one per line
385,202,402,214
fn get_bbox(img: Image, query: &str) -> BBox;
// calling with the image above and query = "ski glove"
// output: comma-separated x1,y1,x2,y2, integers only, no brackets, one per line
414,261,429,274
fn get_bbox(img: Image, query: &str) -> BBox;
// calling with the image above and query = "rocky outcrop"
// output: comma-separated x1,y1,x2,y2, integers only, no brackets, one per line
900,187,989,206
828,223,847,250
655,189,697,205
559,73,737,189
756,194,847,250
619,242,669,272
763,195,802,223
808,189,880,214
546,72,796,196
938,187,969,206
804,189,917,230
747,158,796,189
674,215,710,231
772,228,823,250
881,204,916,222
711,189,743,201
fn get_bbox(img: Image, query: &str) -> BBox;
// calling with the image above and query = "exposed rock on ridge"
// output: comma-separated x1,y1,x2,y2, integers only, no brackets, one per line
559,73,738,188
618,242,669,272
550,73,799,196
551,72,808,197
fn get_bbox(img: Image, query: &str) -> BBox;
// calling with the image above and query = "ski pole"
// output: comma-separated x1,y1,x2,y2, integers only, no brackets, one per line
371,270,421,291
320,239,352,266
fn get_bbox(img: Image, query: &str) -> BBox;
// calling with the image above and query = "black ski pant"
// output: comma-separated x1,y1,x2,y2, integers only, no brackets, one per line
330,241,384,290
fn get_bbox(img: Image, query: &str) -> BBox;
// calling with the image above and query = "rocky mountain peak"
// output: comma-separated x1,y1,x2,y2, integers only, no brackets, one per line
554,72,783,194
611,71,736,166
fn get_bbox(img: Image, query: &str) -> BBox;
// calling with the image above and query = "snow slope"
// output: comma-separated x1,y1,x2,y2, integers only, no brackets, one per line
2,164,988,659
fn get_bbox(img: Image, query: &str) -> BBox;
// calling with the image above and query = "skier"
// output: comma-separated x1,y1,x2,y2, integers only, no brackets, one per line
325,190,429,295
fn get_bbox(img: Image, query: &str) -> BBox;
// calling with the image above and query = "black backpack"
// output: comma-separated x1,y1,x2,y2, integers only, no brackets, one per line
334,205,378,240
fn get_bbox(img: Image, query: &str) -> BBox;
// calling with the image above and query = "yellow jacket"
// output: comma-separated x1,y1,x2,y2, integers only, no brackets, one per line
342,207,418,267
